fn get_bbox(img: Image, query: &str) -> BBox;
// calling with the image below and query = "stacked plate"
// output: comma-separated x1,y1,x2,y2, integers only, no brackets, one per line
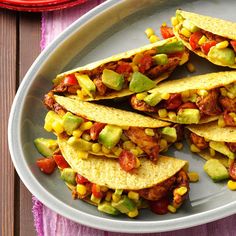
0,0,86,12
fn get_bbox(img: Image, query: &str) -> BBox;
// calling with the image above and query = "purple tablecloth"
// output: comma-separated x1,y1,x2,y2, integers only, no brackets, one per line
33,1,236,235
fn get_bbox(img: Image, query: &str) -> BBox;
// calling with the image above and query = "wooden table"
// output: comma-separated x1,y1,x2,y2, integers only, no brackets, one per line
1,9,41,236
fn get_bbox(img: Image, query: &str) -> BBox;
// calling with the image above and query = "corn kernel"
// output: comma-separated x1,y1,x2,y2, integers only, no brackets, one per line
78,151,88,159
76,184,87,195
168,205,177,213
145,27,155,38
127,208,139,218
220,88,228,97
168,111,177,121
72,129,83,138
128,191,139,201
132,53,143,65
175,186,188,196
44,122,52,132
101,186,108,192
123,141,136,150
227,180,236,191
181,90,190,99
102,146,111,154
112,193,121,203
198,35,207,45
130,148,139,156
190,144,201,153
197,89,208,97
82,133,91,141
229,112,236,118
91,143,101,153
160,139,168,151
210,148,216,157
158,108,168,118
76,90,84,100
136,146,144,155
178,51,189,65
81,88,88,97
171,16,179,26
149,35,160,43
187,172,199,182
135,157,141,168
218,116,225,128
161,93,170,100
145,128,155,136
105,191,112,201
174,142,183,150
180,27,191,38
80,121,93,131
52,121,64,134
112,147,123,156
227,92,235,99
216,40,229,49
136,92,147,101
162,22,167,27
186,62,196,73
131,63,139,72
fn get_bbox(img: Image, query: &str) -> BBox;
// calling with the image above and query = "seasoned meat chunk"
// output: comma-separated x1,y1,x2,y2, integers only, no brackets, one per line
190,132,208,150
130,95,158,112
219,96,236,112
93,77,107,96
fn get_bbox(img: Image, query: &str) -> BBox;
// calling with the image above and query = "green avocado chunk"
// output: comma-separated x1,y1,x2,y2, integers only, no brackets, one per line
111,196,136,213
208,47,235,65
156,41,185,54
176,109,200,124
67,137,92,151
34,138,58,157
182,20,199,33
204,159,229,182
209,141,235,159
144,92,162,106
98,202,120,215
76,74,96,98
152,54,168,65
61,168,76,185
98,125,122,149
129,72,156,93
161,127,177,143
102,69,124,91
62,112,83,135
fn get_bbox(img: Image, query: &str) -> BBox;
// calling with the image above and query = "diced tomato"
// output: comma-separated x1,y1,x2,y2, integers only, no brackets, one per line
90,122,106,141
116,62,132,74
229,161,236,181
201,41,217,55
189,31,203,50
160,26,174,39
92,184,103,198
149,198,169,215
76,173,89,184
166,93,182,110
36,158,56,174
230,40,236,52
63,74,78,86
118,150,136,172
139,54,153,73
53,154,70,169
178,102,198,111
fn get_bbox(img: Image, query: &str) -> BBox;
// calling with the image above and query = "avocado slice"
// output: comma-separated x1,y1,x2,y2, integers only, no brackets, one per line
75,74,96,98
62,112,83,135
208,47,235,65
98,125,122,149
182,20,199,33
144,92,162,106
209,141,235,159
152,54,168,65
98,202,120,215
34,138,58,157
161,127,177,143
102,69,124,91
204,159,229,182
111,196,136,213
156,41,185,54
61,168,76,185
129,72,156,93
176,109,200,124
67,137,92,151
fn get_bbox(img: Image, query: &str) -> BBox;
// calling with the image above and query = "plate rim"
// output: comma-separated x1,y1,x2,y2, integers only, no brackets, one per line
8,0,236,233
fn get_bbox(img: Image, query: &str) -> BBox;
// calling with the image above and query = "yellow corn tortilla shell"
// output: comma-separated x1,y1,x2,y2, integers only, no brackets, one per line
55,37,188,100
58,137,187,190
187,121,236,143
54,95,169,128
174,10,236,68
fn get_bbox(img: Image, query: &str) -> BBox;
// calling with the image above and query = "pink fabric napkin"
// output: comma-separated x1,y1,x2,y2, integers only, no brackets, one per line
33,1,236,235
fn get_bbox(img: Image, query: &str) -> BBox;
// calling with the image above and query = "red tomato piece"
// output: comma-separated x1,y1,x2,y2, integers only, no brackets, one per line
189,31,203,50
63,74,78,86
201,41,217,55
76,173,89,184
149,198,169,215
116,62,132,74
229,161,236,181
92,184,103,198
53,154,70,169
230,40,236,52
139,54,153,73
166,93,182,110
160,26,174,39
118,150,136,172
90,122,106,141
36,158,56,174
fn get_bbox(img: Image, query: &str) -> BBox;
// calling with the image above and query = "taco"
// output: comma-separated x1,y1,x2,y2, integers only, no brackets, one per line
187,121,236,182
130,71,236,126
50,37,189,101
44,94,185,172
172,10,236,68
58,136,189,217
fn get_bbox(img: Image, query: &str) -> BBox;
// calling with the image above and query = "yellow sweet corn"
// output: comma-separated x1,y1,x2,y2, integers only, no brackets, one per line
210,148,216,157
135,157,141,168
127,208,139,218
187,172,199,182
145,27,155,38
128,191,139,201
112,193,121,203
227,180,236,191
179,51,189,65
76,90,84,100
175,186,188,196
198,35,207,45
160,139,168,151
220,87,228,96
80,121,93,131
174,142,183,150
72,129,83,138
158,108,168,118
161,93,170,100
190,144,201,153
186,62,196,72
216,41,229,49
102,146,111,154
76,184,87,195
168,111,177,121
227,92,235,99
168,205,177,213
180,27,191,38
92,143,101,153
162,22,167,27
149,35,160,43
130,149,139,156
105,191,112,201
78,151,88,159
44,122,52,132
145,128,155,136
123,141,136,150
112,147,123,156
197,89,208,97
82,133,91,141
181,90,190,99
171,16,179,26
131,63,139,72
132,53,143,65
218,116,225,128
136,92,147,101
136,146,144,155
52,121,64,134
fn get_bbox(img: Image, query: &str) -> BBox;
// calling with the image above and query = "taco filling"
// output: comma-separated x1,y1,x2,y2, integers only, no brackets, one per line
51,38,188,100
